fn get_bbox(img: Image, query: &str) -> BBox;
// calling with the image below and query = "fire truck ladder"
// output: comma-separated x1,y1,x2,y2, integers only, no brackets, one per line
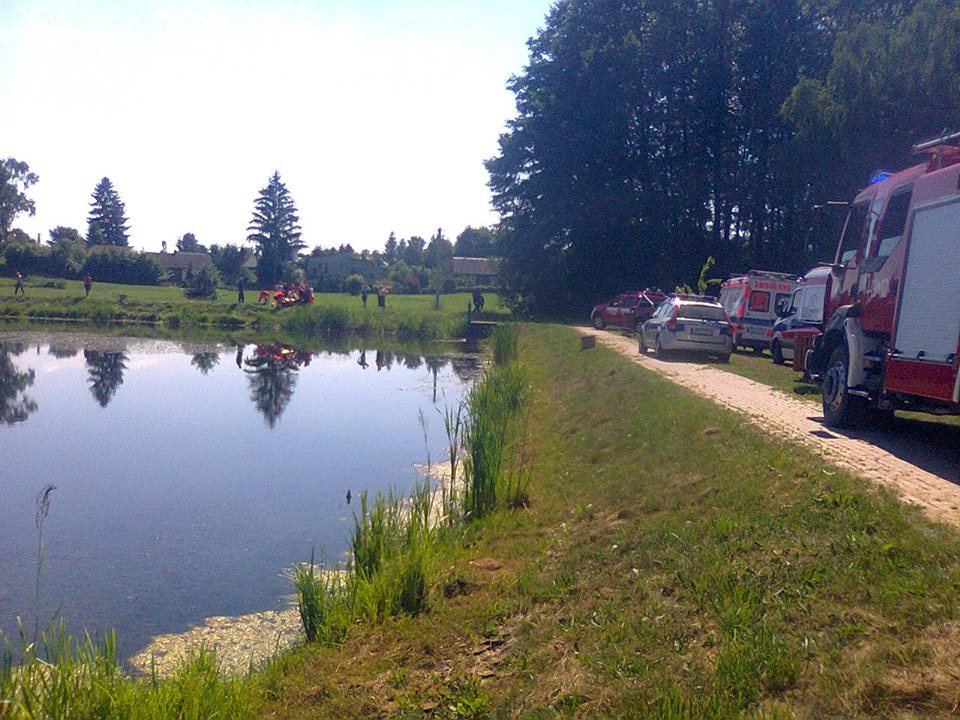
913,130,960,153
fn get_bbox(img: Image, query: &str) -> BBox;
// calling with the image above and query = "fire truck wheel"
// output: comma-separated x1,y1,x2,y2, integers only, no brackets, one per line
822,345,867,427
772,340,785,365
592,314,605,330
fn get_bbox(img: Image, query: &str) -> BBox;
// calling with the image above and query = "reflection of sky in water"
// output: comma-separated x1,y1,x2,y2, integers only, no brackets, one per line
0,334,478,660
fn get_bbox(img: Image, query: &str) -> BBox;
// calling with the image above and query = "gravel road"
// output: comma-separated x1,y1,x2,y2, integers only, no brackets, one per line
583,329,960,530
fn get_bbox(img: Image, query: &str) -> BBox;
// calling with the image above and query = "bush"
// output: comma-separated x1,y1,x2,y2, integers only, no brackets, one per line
2,241,86,279
81,247,163,285
344,274,364,295
183,265,220,299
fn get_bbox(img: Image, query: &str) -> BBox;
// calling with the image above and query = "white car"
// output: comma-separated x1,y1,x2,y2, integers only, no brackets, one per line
639,295,732,362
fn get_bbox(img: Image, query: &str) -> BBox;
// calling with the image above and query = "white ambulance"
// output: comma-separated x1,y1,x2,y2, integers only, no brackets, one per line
719,270,800,353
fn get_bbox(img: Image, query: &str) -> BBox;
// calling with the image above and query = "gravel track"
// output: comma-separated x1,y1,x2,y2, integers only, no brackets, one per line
583,328,960,529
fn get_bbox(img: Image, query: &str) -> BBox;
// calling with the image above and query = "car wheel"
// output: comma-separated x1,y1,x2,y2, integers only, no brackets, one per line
752,344,764,355
772,340,784,365
822,344,868,427
592,314,605,330
654,336,669,359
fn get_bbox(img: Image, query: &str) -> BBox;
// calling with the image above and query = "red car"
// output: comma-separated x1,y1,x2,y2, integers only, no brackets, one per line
590,290,666,331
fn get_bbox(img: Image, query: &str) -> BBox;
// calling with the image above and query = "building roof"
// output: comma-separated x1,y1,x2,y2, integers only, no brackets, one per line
452,256,498,277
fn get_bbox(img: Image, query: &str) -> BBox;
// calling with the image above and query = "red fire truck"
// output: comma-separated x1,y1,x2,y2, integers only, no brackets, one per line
807,132,960,427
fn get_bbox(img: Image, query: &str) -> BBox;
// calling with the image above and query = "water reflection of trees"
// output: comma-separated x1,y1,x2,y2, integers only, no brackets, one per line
243,344,311,428
48,345,80,359
0,344,38,424
191,351,220,375
84,350,128,407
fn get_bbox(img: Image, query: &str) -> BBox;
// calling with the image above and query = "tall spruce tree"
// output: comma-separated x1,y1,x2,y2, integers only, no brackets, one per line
86,177,130,247
246,171,304,285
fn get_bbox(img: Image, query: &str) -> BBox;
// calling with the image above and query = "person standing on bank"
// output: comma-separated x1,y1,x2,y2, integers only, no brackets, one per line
237,277,245,303
14,272,25,296
361,285,368,308
83,274,93,297
377,285,387,309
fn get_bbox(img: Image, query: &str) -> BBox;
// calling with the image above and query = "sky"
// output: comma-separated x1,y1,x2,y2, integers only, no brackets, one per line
0,0,552,253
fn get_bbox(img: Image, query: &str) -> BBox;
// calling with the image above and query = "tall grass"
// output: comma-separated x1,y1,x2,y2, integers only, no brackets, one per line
0,622,258,719
491,324,519,365
289,549,351,646
462,364,530,519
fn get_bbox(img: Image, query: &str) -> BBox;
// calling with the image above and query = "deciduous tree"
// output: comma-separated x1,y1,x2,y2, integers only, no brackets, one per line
0,158,38,245
176,232,206,253
454,226,496,257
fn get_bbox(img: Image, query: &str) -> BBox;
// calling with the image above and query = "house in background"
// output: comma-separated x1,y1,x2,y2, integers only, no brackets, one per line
144,251,215,283
301,249,387,291
453,257,499,286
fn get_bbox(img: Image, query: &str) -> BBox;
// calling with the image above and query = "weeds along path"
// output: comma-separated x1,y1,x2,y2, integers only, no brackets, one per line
581,327,960,530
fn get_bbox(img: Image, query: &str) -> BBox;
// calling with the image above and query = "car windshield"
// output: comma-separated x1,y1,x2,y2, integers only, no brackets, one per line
678,305,726,321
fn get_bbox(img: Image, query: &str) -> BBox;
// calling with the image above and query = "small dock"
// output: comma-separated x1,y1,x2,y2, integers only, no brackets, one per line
467,319,500,339
466,304,500,339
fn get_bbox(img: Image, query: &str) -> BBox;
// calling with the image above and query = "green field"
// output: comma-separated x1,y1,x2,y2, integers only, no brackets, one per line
0,276,508,340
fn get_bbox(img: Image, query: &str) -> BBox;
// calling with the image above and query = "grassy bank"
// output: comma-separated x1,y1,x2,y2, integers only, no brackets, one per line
0,277,507,340
256,325,960,717
7,324,960,717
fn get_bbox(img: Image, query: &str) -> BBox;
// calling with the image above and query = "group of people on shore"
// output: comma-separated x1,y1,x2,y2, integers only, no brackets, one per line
251,282,314,308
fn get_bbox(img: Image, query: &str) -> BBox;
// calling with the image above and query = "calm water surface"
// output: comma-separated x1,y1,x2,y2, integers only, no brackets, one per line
0,332,480,659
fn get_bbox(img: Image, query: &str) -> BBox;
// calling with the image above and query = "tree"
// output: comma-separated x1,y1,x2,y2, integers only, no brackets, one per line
243,349,300,427
210,243,251,284
485,0,848,312
84,350,128,407
48,226,84,245
0,345,37,424
87,177,130,247
246,171,304,286
454,226,497,257
0,158,39,245
176,232,206,253
424,227,454,269
191,352,220,375
402,236,425,266
384,232,398,262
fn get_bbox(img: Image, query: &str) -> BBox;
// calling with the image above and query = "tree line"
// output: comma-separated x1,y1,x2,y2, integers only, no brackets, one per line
486,0,960,313
0,163,499,292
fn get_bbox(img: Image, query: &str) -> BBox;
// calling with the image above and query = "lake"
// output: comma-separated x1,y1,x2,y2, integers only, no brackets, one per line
0,331,480,660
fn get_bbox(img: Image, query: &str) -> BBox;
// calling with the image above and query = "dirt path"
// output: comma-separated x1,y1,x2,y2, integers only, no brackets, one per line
582,328,960,530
